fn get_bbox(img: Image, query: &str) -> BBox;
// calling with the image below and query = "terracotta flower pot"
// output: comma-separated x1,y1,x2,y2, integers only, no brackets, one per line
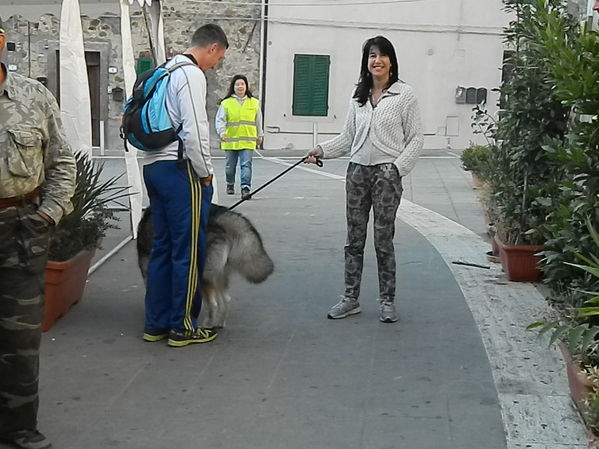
43,249,95,332
494,235,542,282
560,345,594,409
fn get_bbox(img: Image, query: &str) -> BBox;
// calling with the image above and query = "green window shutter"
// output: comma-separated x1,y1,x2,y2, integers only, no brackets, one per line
136,58,153,75
293,54,330,116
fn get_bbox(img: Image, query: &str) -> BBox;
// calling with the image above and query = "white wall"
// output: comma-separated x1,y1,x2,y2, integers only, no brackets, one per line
263,0,508,151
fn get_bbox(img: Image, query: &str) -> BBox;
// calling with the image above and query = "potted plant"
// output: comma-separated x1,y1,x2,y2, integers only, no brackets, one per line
471,0,576,281
460,144,490,189
533,5,599,316
530,219,599,439
42,152,129,331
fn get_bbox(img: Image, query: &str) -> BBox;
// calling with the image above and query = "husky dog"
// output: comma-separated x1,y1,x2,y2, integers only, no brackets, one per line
137,204,274,329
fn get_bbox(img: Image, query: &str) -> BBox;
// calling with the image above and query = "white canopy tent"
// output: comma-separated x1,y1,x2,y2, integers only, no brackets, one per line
55,0,156,242
59,0,92,158
120,0,161,239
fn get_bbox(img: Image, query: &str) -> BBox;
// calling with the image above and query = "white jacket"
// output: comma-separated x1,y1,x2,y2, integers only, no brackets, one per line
142,54,213,178
319,81,424,177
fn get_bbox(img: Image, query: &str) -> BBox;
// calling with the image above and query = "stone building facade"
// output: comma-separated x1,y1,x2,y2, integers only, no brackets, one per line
1,0,263,150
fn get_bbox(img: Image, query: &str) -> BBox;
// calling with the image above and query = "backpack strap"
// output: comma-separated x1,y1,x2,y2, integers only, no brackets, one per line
166,60,196,73
166,60,197,164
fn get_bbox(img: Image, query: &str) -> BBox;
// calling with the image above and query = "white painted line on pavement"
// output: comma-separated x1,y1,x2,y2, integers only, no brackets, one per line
88,236,132,276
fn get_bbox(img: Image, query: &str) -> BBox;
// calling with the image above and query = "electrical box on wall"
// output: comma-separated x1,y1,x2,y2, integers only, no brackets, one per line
455,86,488,105
455,86,466,104
112,87,124,102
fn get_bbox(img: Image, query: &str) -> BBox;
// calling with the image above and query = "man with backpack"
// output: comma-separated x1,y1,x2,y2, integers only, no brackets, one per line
137,24,228,347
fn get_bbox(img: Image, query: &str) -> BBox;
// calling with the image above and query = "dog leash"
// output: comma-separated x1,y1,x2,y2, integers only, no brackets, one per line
228,156,323,210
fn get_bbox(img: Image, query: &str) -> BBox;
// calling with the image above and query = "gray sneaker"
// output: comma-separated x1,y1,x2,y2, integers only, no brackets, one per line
327,297,361,319
379,300,398,323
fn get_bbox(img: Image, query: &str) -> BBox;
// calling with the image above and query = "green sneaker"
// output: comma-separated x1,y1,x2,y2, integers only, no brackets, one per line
167,328,218,347
142,332,169,342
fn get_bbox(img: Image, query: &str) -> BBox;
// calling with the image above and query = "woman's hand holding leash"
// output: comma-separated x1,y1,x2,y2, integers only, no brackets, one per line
304,146,324,164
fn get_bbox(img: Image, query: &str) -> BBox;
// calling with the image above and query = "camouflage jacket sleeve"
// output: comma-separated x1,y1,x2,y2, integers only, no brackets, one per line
38,88,76,224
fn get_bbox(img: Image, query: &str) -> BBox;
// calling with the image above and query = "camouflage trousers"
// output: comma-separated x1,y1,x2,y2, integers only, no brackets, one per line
344,162,403,302
0,202,50,436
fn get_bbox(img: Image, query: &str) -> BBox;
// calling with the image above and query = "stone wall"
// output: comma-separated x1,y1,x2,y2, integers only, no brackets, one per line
3,0,262,150
161,0,262,149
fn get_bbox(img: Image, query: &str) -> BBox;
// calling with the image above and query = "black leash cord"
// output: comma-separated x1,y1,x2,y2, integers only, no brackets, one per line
228,156,322,210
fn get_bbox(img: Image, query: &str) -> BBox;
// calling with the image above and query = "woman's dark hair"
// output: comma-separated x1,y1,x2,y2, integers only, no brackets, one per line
223,74,253,100
353,36,399,106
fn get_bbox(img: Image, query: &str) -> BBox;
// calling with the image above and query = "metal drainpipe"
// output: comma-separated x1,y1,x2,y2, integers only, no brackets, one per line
259,0,268,142
258,0,266,100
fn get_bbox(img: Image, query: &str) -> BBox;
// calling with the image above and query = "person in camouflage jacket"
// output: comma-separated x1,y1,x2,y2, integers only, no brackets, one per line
0,19,76,449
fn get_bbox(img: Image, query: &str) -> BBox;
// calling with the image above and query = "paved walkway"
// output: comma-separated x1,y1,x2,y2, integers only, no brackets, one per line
12,151,587,449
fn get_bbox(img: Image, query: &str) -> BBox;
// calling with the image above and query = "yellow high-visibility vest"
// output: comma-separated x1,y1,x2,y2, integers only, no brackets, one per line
220,97,260,151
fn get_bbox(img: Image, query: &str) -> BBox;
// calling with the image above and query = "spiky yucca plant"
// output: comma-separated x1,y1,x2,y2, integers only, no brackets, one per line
47,152,130,262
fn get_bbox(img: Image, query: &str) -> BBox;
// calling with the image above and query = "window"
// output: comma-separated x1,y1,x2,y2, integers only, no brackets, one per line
292,54,330,116
136,58,153,75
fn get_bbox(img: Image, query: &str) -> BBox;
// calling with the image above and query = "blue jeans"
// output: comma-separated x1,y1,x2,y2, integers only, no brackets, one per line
224,149,253,189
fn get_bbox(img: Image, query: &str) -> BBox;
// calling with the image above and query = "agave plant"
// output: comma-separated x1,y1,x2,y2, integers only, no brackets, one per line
47,152,130,262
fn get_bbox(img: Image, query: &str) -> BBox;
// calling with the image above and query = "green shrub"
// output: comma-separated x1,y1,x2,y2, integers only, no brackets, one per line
460,145,490,179
472,0,576,246
533,8,599,308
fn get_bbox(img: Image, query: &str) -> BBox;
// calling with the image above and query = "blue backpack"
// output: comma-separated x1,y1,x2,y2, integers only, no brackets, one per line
120,61,194,152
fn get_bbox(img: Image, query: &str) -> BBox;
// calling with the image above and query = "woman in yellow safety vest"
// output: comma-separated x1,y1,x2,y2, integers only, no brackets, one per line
216,75,263,200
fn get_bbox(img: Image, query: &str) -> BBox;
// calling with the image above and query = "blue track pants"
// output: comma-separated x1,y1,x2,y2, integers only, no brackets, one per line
143,160,213,333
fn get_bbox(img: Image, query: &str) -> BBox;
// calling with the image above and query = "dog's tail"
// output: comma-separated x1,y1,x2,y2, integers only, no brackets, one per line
211,205,274,284
238,246,274,284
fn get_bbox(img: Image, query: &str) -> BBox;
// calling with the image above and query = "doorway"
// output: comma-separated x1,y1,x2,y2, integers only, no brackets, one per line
55,50,102,147
86,52,101,147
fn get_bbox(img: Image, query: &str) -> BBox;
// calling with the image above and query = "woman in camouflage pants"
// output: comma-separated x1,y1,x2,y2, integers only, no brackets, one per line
305,35,424,323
